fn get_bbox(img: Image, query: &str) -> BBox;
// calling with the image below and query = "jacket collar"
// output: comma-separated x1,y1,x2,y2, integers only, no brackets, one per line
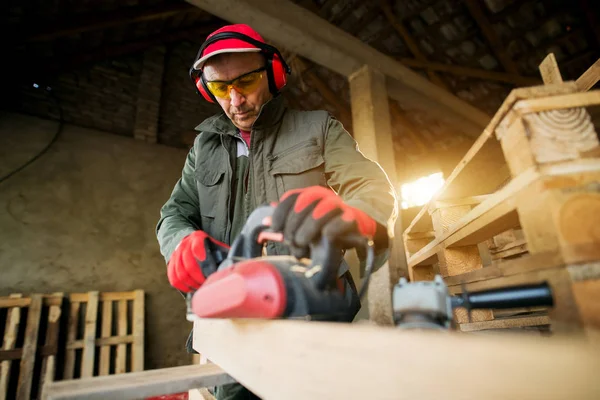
195,95,286,135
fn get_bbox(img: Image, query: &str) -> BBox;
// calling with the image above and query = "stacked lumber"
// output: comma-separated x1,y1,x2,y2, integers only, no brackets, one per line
403,55,600,334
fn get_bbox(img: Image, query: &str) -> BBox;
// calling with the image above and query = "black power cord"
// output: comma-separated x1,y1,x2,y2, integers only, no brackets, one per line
0,85,64,184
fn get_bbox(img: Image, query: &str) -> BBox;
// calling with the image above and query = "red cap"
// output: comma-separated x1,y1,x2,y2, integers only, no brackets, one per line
192,24,265,70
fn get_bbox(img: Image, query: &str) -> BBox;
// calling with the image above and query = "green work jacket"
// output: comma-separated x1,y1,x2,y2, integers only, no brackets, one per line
156,95,397,275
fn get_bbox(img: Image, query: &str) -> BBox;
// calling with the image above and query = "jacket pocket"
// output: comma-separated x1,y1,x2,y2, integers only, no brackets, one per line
268,143,326,199
195,168,224,219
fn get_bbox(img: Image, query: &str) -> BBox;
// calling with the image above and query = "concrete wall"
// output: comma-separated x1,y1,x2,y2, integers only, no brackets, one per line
0,111,193,369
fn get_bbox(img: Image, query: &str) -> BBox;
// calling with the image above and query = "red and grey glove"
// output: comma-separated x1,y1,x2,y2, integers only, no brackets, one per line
271,186,383,257
167,231,230,293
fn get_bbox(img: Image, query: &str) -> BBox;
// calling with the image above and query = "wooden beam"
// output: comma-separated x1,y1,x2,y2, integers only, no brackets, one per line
539,53,564,85
349,64,401,324
576,58,600,92
44,364,234,400
184,0,491,135
403,82,579,236
463,0,520,74
25,3,199,42
37,23,223,75
379,1,449,90
193,319,600,400
398,58,541,86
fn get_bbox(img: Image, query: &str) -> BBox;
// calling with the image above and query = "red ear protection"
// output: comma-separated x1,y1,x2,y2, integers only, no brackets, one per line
190,31,291,104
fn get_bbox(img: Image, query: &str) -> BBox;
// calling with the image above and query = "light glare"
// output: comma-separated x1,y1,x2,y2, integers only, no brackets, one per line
400,172,445,209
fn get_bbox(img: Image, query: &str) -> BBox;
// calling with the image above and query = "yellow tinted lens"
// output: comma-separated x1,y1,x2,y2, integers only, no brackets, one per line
206,81,230,99
233,71,263,95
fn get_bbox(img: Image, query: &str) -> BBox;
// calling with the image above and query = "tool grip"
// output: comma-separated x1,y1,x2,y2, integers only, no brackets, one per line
452,282,554,310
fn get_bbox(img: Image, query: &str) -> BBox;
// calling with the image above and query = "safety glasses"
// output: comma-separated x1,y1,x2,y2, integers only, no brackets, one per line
206,67,266,100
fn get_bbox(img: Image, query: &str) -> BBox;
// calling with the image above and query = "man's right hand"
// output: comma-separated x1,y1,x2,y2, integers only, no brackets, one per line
167,231,230,292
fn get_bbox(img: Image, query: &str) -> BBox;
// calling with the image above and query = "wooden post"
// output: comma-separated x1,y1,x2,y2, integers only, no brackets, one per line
349,64,406,325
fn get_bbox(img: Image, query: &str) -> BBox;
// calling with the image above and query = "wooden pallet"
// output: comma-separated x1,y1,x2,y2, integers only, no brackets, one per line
0,293,64,400
63,291,144,380
403,55,600,333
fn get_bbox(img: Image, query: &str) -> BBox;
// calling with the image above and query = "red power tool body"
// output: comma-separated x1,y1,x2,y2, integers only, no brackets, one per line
189,205,371,321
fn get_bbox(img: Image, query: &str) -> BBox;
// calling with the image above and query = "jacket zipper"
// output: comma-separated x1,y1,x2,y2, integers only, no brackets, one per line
266,138,318,162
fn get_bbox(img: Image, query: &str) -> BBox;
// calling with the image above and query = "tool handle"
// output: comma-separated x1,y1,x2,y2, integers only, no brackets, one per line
452,282,554,310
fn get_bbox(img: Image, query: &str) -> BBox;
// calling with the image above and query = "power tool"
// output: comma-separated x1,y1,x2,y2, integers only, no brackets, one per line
187,205,375,321
393,275,554,330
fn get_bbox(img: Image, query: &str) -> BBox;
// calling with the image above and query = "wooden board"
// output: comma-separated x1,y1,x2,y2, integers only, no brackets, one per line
63,302,81,379
16,295,42,400
81,292,99,378
39,294,64,400
132,290,144,372
99,300,112,376
192,319,600,400
459,316,550,332
403,82,580,235
44,363,233,400
0,295,22,400
576,58,600,91
115,300,127,374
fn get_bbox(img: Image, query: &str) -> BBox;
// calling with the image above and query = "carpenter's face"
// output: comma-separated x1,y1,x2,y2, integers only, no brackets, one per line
203,52,272,131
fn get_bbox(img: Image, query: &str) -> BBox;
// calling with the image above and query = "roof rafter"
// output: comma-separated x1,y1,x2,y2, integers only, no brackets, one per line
463,0,520,74
25,2,200,42
379,0,449,90
184,0,491,137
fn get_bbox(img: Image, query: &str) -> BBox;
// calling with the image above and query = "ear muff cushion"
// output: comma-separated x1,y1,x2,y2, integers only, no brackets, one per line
271,53,287,91
197,76,216,103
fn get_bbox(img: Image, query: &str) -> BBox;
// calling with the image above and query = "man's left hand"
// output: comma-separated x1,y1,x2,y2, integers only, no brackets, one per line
271,186,377,256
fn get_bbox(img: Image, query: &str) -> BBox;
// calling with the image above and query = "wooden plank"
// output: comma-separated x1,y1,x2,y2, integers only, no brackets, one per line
405,82,580,235
408,167,539,268
70,292,137,303
68,335,134,350
189,388,216,400
132,290,144,372
44,364,234,400
185,0,492,134
398,57,541,86
25,3,198,42
39,294,63,400
0,298,31,308
431,195,489,211
349,64,400,325
0,294,22,400
192,319,600,400
16,295,42,400
115,300,128,374
576,58,600,92
63,302,81,380
513,91,600,114
99,300,112,376
539,53,563,85
445,250,566,287
459,316,550,332
81,292,99,378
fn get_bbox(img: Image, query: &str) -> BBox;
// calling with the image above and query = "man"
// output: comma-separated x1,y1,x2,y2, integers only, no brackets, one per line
156,24,397,399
